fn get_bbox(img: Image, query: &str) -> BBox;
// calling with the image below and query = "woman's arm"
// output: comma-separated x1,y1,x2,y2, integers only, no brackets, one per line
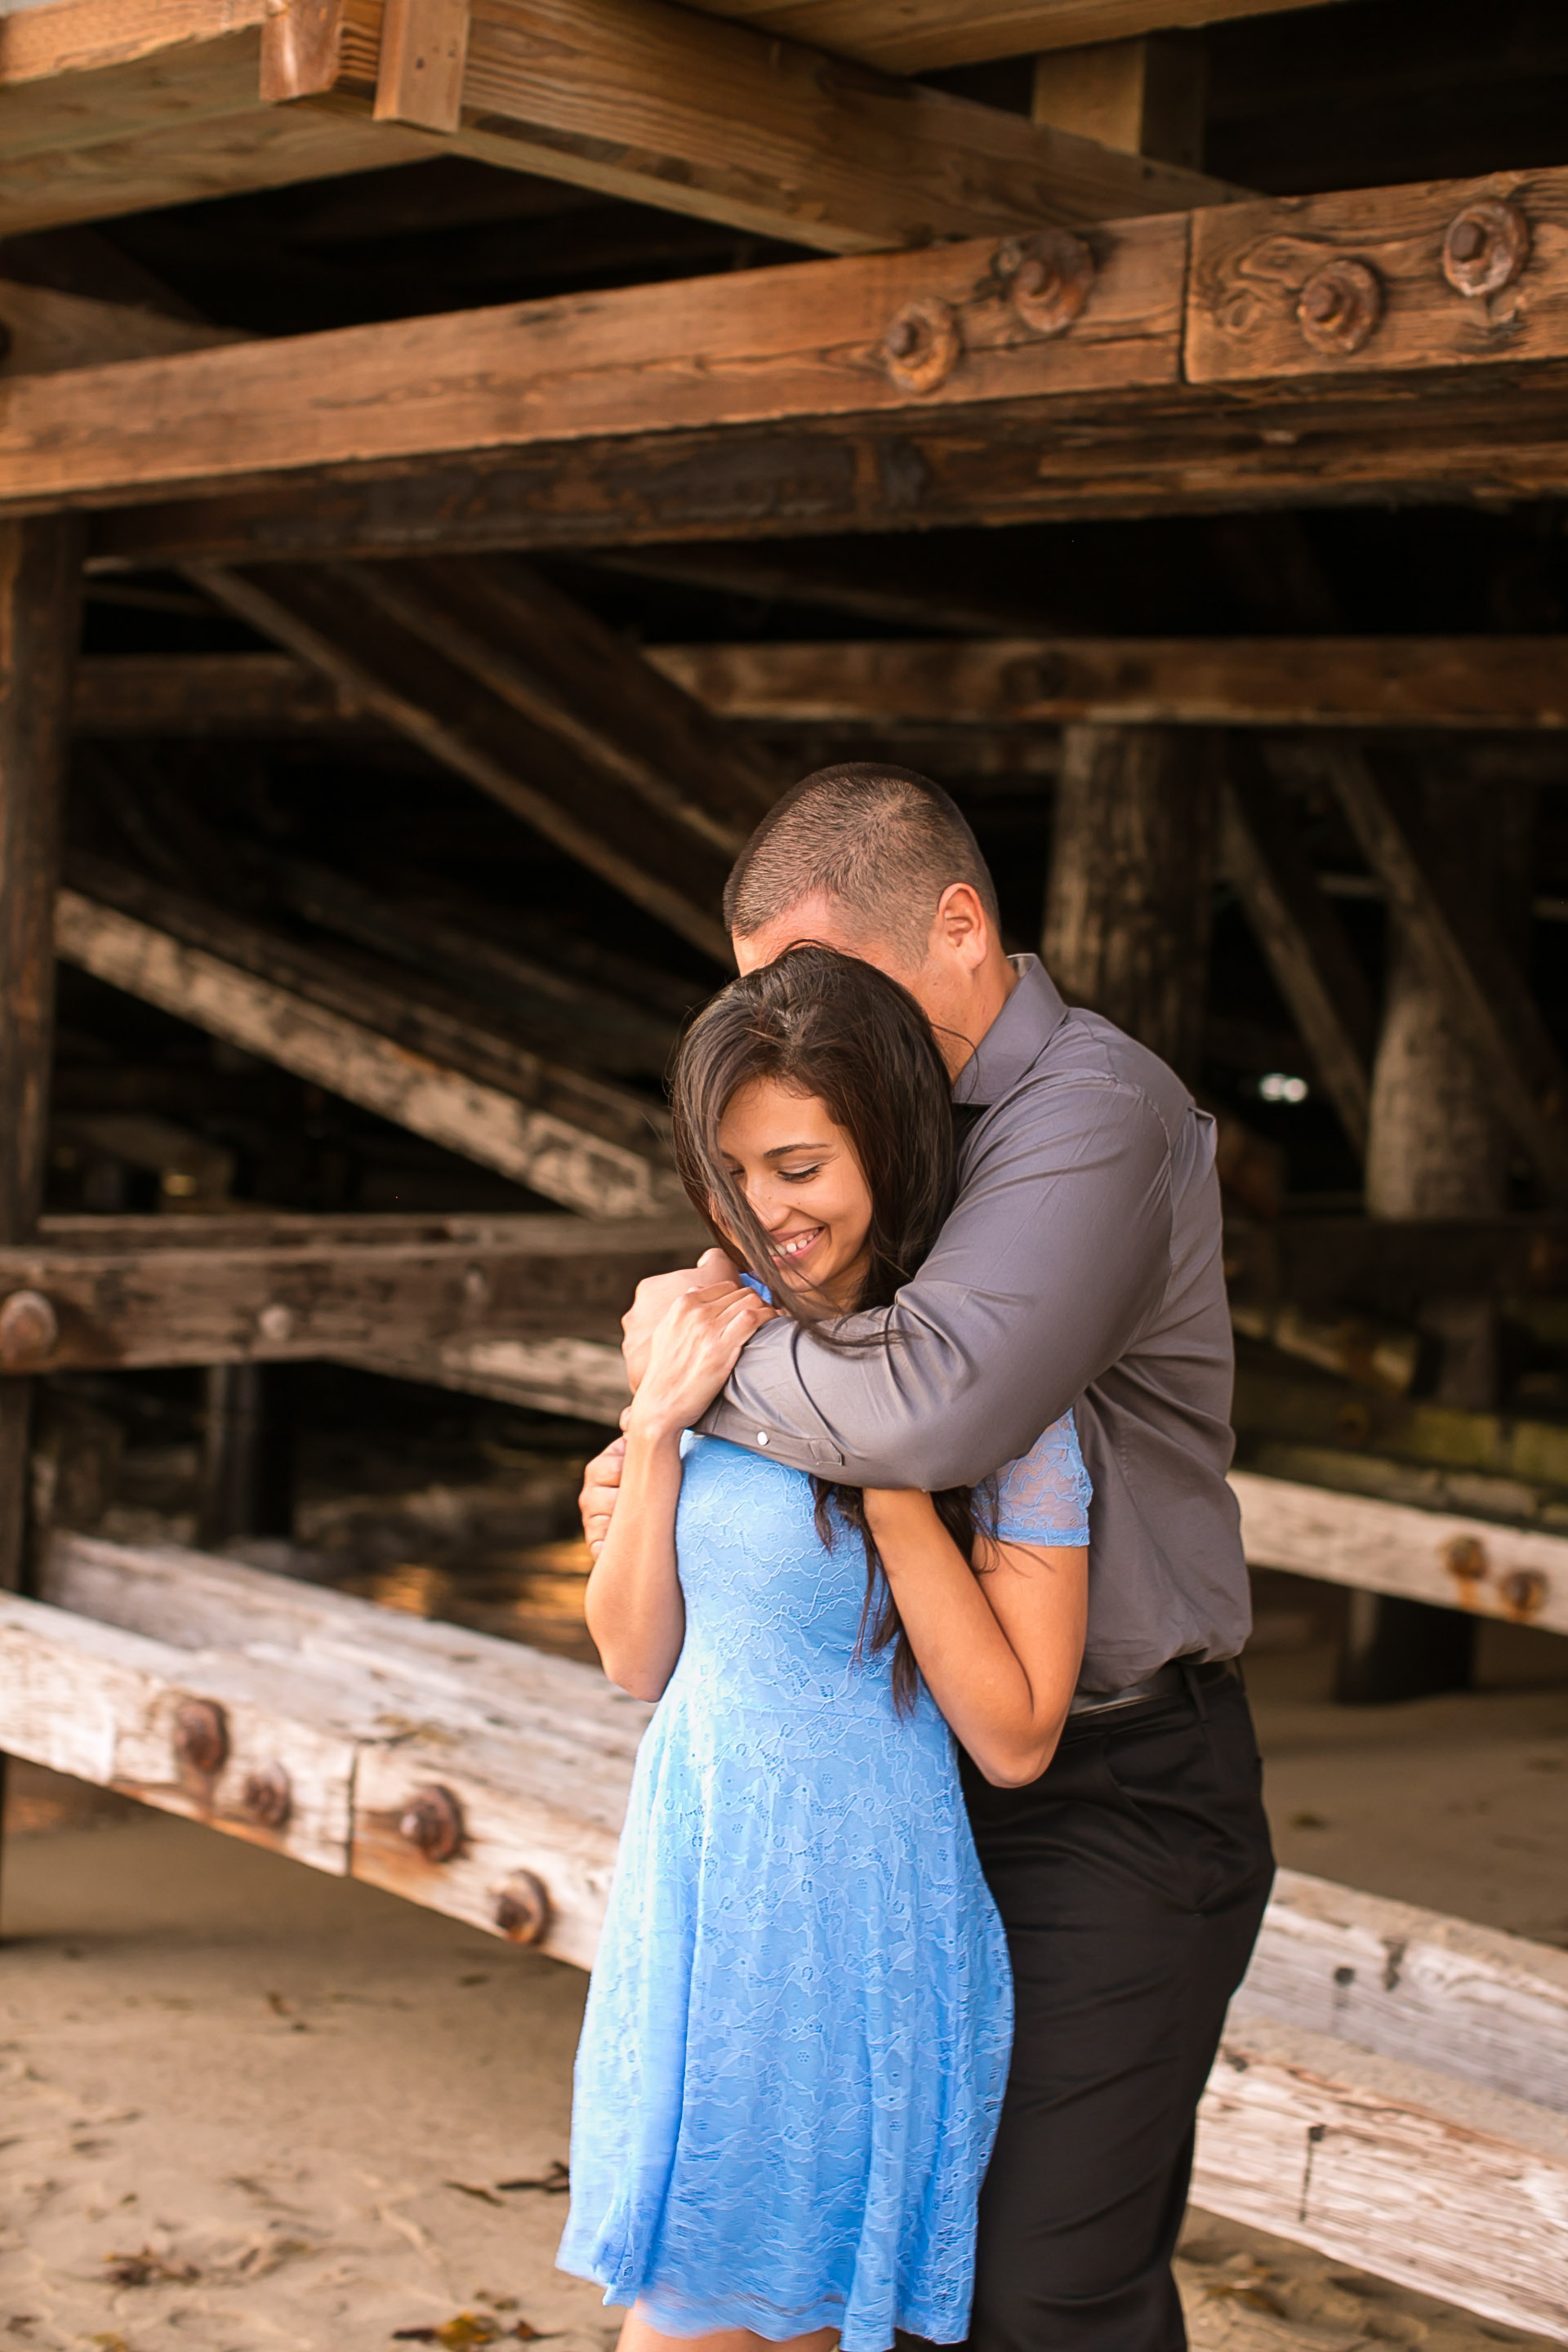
585,1281,773,1700
862,1490,1087,1786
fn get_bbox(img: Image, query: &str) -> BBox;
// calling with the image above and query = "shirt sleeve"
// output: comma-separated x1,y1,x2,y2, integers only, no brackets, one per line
695,1075,1174,1490
981,1410,1092,1547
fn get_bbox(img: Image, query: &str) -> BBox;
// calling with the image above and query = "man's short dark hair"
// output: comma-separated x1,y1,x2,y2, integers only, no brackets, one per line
724,764,1000,964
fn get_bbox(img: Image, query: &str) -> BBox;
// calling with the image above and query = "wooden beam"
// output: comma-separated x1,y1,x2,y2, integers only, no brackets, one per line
187,563,737,959
373,0,470,131
0,277,241,376
3,0,1231,250
1326,747,1568,1206
55,870,688,1219
1231,1468,1568,1638
650,636,1568,730
1218,755,1375,1156
679,2,1353,74
1031,33,1205,175
8,1526,1568,2335
72,652,373,735
2,217,1192,515
0,1214,700,1372
1226,1211,1568,1310
344,1334,630,1422
1192,2013,1568,2342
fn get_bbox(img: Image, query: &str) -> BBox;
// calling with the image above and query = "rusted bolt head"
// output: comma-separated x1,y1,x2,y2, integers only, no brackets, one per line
1443,199,1530,299
492,1869,551,1944
256,1301,294,1344
1499,1568,1548,1619
241,1762,292,1829
996,229,1095,339
398,1783,465,1864
1296,258,1383,356
1444,1534,1489,1586
0,1289,58,1369
880,296,962,396
173,1698,229,1777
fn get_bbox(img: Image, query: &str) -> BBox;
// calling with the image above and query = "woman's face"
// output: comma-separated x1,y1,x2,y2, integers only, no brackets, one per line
716,1079,873,1311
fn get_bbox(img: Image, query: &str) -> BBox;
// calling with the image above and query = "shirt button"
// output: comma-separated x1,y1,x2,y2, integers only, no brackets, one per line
755,1431,771,1446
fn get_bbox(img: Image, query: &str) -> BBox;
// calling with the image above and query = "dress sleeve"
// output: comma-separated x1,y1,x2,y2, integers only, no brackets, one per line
983,1410,1092,1546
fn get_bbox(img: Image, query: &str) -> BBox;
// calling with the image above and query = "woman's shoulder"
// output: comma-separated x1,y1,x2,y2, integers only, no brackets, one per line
982,1410,1092,1548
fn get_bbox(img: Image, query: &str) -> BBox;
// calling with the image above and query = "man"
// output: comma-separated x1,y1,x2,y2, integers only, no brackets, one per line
581,764,1274,2352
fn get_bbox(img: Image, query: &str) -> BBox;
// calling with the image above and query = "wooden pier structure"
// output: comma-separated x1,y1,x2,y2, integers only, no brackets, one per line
2,0,1568,2330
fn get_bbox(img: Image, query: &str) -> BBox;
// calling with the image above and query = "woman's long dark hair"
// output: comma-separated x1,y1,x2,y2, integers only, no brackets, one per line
670,944,980,1713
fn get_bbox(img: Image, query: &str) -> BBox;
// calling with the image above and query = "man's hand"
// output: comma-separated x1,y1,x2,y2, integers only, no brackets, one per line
579,1432,626,1559
622,1245,742,1390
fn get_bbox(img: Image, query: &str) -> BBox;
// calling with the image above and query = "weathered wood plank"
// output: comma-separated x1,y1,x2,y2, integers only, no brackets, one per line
0,1218,699,1371
54,883,687,1218
0,278,240,376
1193,2015,1568,2342
0,219,1189,512
649,635,1568,731
373,0,470,130
1239,1869,1568,2117
1225,1212,1568,1311
682,0,1351,74
1231,1468,1568,1637
344,1333,630,1421
1188,169,1568,388
72,651,372,734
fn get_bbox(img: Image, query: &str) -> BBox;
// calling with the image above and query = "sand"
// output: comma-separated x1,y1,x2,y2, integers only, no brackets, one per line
2,1624,1566,2352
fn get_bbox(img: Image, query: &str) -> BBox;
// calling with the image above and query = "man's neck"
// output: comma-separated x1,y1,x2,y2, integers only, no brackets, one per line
935,951,1019,1081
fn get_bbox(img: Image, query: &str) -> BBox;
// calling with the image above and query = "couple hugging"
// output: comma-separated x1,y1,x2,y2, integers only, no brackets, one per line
558,765,1275,2352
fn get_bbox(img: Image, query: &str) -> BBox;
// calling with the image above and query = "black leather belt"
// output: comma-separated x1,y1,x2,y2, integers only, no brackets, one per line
1067,1656,1239,1720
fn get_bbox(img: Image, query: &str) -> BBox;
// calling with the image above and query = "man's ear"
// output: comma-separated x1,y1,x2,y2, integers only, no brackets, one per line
931,882,991,971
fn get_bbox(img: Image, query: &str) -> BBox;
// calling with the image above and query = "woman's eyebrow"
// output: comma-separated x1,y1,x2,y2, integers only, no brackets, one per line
764,1140,833,1159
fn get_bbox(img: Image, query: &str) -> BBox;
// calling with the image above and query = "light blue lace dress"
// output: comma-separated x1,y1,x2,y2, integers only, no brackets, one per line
558,1414,1091,2352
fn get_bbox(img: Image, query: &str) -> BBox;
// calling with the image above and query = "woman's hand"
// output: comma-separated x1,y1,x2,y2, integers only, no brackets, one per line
626,1281,774,1444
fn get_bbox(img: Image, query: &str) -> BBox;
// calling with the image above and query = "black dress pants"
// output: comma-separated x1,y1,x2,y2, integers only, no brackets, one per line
956,1672,1274,2352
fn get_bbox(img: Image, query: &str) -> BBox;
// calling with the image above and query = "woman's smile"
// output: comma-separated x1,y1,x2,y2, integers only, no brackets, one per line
772,1222,826,1266
715,1078,874,1311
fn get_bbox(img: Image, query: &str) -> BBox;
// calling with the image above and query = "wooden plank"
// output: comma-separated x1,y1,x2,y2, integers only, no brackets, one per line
0,1217,699,1371
679,1,1351,74
187,564,736,959
345,1333,630,1420
1231,1468,1568,1637
1238,1868,1568,2117
54,882,688,1218
1226,1212,1568,1310
0,217,1189,513
72,651,373,734
0,278,241,376
1188,168,1568,389
1326,746,1568,1207
1218,758,1374,1156
1193,2014,1568,2342
649,635,1568,730
261,0,347,100
374,0,471,130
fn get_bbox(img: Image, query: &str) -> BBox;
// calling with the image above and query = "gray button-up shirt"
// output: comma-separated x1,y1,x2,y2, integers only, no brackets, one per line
697,956,1250,1689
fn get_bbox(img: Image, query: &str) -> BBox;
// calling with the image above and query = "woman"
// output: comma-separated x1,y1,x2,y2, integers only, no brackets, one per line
558,947,1090,2352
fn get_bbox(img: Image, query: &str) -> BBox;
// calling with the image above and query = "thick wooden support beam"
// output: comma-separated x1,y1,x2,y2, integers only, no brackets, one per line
188,563,737,959
1031,33,1205,175
651,636,1568,731
0,1215,699,1373
374,0,471,131
1225,1211,1568,1311
8,1530,1567,2332
1231,1469,1568,1638
685,1,1352,74
344,1334,631,1422
55,873,686,1218
1219,759,1374,1156
73,652,374,735
1192,2014,1568,2341
1327,749,1568,1205
0,278,241,376
1044,723,1217,1081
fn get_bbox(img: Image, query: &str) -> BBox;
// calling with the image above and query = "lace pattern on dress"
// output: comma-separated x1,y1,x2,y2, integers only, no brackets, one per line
981,1408,1092,1547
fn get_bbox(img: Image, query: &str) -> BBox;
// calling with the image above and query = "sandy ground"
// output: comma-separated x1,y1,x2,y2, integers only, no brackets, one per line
2,1621,1566,2352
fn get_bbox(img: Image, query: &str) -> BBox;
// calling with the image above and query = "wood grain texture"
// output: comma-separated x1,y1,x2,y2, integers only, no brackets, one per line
55,884,687,1218
678,0,1349,74
1240,1868,1568,2118
1230,1468,1568,1637
1,220,1186,511
0,278,241,375
1189,167,1568,387
72,650,372,733
259,0,345,99
373,0,469,128
345,1333,630,1420
189,563,736,957
650,635,1568,729
0,1217,702,1370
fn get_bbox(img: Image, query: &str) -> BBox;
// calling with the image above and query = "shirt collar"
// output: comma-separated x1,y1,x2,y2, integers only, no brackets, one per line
952,956,1070,1109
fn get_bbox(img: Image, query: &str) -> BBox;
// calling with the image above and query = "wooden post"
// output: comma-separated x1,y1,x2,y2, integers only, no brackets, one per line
0,518,83,1882
1340,777,1536,1701
197,1364,295,1552
1042,724,1218,1082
